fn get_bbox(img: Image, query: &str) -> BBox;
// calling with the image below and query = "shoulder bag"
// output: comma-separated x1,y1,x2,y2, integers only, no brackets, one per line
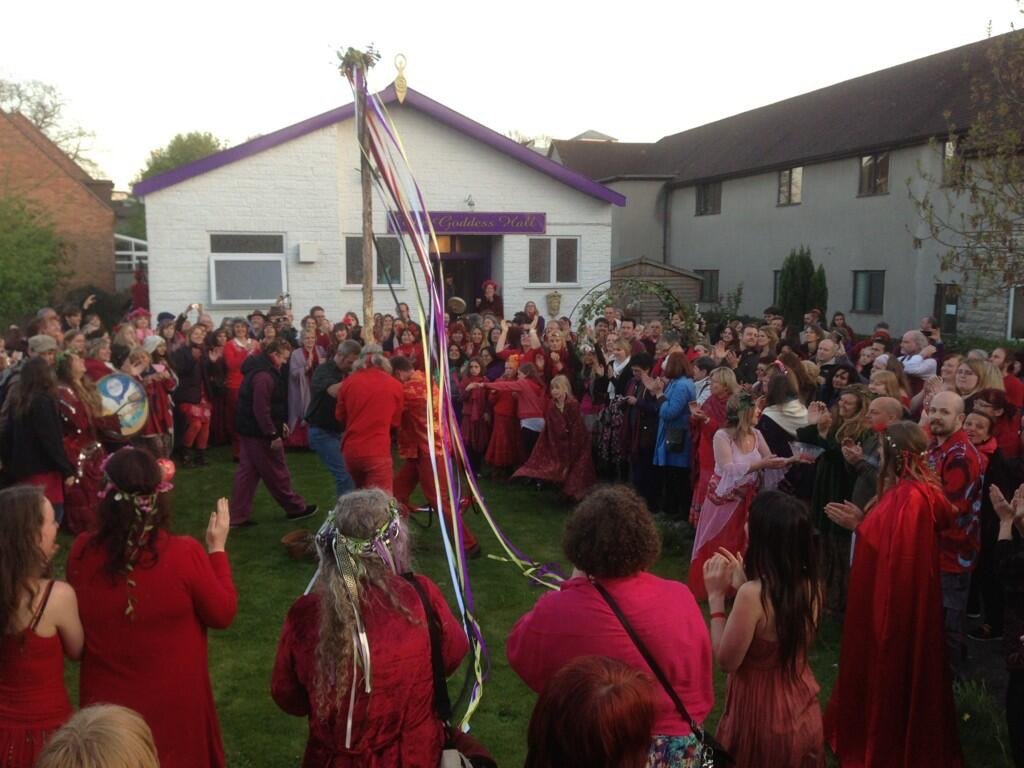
591,579,734,768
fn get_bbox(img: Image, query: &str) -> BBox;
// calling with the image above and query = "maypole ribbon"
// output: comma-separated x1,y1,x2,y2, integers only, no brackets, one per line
344,70,564,728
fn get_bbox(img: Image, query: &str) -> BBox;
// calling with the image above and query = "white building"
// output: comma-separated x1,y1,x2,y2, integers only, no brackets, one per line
134,87,624,323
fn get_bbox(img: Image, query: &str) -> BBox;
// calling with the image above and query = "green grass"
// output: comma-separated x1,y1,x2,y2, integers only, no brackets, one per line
53,447,1012,767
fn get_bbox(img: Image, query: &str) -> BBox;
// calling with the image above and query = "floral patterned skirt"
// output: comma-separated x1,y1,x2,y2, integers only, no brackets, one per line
648,733,700,768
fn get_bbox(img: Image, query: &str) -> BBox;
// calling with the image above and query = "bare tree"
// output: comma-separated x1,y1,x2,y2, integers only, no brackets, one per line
0,78,97,173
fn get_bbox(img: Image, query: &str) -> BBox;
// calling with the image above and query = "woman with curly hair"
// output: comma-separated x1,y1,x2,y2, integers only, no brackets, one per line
508,484,713,768
67,448,236,768
689,393,795,600
271,489,469,767
0,486,83,768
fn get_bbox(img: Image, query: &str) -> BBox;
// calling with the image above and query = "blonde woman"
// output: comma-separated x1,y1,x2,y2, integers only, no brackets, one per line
689,392,792,600
691,367,741,523
955,358,992,411
35,705,159,768
868,370,903,402
272,489,469,766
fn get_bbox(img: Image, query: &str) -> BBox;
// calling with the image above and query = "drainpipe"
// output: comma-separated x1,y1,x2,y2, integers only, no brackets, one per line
661,183,671,265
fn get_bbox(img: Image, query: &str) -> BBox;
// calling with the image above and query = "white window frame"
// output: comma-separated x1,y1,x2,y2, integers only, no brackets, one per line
1008,285,1024,340
208,233,287,306
527,236,581,287
342,235,405,289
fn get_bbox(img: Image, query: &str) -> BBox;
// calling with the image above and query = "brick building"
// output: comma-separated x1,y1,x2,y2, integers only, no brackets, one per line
133,87,624,322
0,109,116,293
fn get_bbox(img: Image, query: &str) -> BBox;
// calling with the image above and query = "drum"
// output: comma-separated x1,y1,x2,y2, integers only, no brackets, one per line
96,373,150,436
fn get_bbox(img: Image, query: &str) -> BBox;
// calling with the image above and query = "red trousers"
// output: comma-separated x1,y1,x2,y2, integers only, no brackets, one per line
394,453,478,550
344,453,395,494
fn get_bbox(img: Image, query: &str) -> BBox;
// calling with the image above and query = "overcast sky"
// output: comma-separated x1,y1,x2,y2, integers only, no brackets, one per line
4,0,1020,189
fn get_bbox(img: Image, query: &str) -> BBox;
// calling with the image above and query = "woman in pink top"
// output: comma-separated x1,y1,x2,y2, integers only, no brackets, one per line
508,485,713,767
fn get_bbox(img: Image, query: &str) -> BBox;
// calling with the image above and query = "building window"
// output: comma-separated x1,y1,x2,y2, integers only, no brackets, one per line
1010,286,1024,339
344,236,402,286
209,233,286,305
777,167,803,205
528,237,579,284
852,270,885,314
942,138,965,186
695,182,722,216
694,269,719,303
858,152,889,196
773,270,781,304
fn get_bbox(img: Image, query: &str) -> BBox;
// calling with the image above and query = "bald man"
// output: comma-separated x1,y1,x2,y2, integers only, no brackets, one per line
927,390,982,679
842,397,905,509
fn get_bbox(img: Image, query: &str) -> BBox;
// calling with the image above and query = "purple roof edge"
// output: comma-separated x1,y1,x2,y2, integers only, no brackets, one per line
132,85,625,206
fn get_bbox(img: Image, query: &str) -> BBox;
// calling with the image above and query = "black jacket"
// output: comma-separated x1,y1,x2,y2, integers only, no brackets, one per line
236,354,288,439
305,361,345,432
170,344,213,405
0,393,75,482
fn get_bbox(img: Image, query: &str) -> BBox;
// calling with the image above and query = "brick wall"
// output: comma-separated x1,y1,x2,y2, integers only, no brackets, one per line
143,104,613,323
0,113,116,293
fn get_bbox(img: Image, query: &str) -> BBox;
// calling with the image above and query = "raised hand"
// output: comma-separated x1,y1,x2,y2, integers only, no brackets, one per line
206,498,230,552
825,501,864,531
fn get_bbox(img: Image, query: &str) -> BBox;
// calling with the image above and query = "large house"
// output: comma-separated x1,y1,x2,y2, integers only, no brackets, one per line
0,109,116,292
550,31,1022,339
133,88,624,323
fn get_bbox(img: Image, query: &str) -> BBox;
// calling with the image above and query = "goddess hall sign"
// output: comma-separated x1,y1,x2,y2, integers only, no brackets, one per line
387,211,547,235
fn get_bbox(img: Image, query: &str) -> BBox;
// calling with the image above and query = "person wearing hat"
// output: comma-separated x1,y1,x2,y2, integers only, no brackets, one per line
475,280,504,319
247,311,268,340
0,334,60,446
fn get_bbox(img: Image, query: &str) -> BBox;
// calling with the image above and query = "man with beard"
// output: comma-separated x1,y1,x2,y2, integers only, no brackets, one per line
927,390,983,678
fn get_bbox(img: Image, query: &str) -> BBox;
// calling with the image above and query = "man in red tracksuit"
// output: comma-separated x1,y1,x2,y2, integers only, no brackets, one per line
391,356,480,557
334,346,404,493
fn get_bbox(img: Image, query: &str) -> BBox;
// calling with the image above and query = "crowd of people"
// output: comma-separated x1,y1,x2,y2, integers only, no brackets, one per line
2,279,1024,767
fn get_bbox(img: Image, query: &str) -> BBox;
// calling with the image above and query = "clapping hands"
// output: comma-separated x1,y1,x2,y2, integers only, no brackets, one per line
824,500,864,531
990,484,1024,529
702,548,746,599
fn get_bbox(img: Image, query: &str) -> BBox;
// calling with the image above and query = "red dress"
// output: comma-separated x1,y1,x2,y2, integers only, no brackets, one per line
513,398,596,501
56,385,106,535
0,582,72,768
67,532,238,768
825,479,963,767
484,387,521,469
690,393,728,523
715,636,824,767
271,574,469,767
459,375,491,454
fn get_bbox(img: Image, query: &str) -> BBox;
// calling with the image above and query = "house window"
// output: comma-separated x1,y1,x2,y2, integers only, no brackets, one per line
209,233,286,305
858,152,889,195
694,269,719,303
344,236,402,286
528,237,579,284
777,167,803,205
695,182,722,216
773,270,781,304
1010,286,1024,339
852,270,885,314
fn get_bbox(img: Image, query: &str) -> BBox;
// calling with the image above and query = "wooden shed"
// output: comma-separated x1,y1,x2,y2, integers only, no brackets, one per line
610,258,703,321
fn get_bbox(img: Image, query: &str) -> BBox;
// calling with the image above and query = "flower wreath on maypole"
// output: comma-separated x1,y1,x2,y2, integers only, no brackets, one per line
343,66,564,728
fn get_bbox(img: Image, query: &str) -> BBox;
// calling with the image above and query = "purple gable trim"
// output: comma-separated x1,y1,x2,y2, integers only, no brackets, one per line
132,86,625,206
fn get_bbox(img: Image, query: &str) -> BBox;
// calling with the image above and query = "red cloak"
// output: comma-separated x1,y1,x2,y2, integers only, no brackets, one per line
512,398,596,501
824,478,962,767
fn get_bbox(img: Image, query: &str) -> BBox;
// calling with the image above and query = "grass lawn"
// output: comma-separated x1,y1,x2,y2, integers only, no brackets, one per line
54,446,1013,767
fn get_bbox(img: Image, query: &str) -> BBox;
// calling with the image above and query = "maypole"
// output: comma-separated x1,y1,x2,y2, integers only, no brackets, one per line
338,46,381,328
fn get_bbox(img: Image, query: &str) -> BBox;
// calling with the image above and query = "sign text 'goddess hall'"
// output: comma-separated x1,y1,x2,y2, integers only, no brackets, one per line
386,211,547,235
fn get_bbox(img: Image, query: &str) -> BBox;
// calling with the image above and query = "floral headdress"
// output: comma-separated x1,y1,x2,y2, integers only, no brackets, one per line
873,423,929,478
98,449,174,617
306,498,402,748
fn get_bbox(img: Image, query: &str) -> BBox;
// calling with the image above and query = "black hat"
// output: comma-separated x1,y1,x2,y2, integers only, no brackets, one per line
247,310,269,321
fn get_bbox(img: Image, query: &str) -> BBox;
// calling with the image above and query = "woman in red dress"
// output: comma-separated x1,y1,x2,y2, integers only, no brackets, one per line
55,353,109,535
272,489,469,767
823,422,963,766
483,364,523,475
0,485,83,768
222,318,256,460
136,340,177,459
704,490,825,767
513,375,596,501
67,448,237,768
460,357,492,474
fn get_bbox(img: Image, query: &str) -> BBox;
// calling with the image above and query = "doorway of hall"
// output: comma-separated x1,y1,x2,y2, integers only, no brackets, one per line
430,235,494,316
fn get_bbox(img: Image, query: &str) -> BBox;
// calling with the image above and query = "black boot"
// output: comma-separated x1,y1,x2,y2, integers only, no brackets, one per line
181,448,195,469
195,449,209,467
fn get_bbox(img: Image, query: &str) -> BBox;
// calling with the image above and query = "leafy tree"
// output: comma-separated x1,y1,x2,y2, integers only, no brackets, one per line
809,264,829,319
777,246,815,330
0,78,96,173
0,195,67,326
138,131,225,181
914,23,1024,297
